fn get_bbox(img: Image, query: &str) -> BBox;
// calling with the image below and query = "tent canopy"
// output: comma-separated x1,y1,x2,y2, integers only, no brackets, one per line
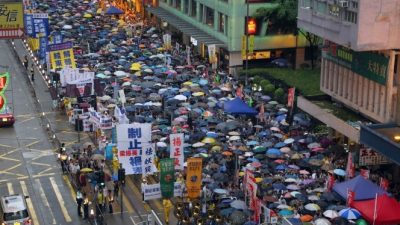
105,6,124,15
351,194,400,225
223,97,258,116
333,175,387,200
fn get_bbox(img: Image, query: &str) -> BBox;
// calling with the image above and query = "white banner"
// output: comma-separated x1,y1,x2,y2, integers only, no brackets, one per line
170,133,184,170
186,46,191,66
117,123,152,175
142,143,157,175
143,182,183,201
67,77,93,96
60,68,95,87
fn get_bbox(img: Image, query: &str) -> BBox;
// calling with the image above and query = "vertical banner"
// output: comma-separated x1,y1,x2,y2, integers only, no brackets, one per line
287,87,295,107
249,35,255,54
207,44,216,64
186,46,191,66
141,143,155,175
170,133,184,170
186,158,202,199
379,177,389,191
116,123,152,175
160,158,175,198
39,35,48,62
0,72,10,112
347,190,355,206
241,35,246,59
346,152,355,179
175,42,180,54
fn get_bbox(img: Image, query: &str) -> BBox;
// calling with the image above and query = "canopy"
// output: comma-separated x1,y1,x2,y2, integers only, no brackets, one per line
351,194,400,225
105,6,124,15
333,175,387,200
223,97,258,116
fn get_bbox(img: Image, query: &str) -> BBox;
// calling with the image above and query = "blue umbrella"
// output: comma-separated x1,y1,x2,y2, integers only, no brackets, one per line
339,208,361,220
105,6,124,15
206,132,218,138
246,140,259,146
199,79,208,85
333,168,346,176
274,142,287,148
272,183,287,190
279,209,294,217
275,164,287,170
266,148,281,155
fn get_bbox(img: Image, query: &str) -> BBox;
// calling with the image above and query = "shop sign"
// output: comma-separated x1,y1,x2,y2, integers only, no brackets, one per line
0,2,24,39
359,148,389,166
322,41,389,85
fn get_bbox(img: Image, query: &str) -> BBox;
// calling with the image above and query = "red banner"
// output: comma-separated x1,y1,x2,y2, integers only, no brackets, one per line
380,177,389,191
346,152,355,179
347,190,355,206
360,169,370,179
287,87,295,107
327,174,335,192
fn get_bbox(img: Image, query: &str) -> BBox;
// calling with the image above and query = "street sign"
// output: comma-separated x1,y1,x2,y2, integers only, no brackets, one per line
0,2,24,39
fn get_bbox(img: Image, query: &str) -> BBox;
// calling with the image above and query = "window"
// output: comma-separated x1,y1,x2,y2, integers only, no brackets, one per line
190,0,197,18
315,1,326,13
344,10,357,23
176,0,181,10
329,4,340,17
301,0,311,8
183,0,189,14
205,6,214,27
219,13,227,34
351,1,358,9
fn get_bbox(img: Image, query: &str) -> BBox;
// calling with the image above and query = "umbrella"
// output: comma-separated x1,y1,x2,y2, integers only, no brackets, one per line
174,95,187,101
92,154,105,160
279,209,294,217
229,211,247,225
81,168,93,173
287,184,300,190
333,168,346,176
315,218,332,225
339,208,361,220
300,215,313,222
277,204,290,209
230,200,247,210
304,203,321,211
284,138,295,144
323,210,339,219
213,189,228,194
308,195,320,201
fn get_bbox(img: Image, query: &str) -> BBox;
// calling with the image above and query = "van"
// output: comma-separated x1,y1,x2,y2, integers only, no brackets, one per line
0,194,31,225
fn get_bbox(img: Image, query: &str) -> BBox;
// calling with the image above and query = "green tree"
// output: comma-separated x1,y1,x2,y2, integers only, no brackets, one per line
254,0,321,69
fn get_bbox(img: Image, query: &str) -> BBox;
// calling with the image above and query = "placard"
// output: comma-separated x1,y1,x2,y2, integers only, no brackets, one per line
143,182,183,201
170,133,184,170
359,148,389,166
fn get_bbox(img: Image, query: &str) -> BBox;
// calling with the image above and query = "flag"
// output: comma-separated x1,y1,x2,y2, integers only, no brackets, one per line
347,189,355,206
160,158,175,198
327,174,335,192
186,158,202,199
346,152,355,179
287,87,295,107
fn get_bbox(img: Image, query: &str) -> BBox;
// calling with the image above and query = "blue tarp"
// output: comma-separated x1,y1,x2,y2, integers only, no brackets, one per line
105,6,124,15
333,175,387,200
223,97,258,116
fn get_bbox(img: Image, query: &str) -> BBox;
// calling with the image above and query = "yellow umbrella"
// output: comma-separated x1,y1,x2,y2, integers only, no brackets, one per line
133,71,141,76
192,92,205,97
131,62,141,68
81,168,93,173
210,145,222,153
239,172,245,177
96,8,102,14
157,47,165,51
202,137,216,144
83,13,92,18
182,81,193,86
130,66,141,71
255,177,263,183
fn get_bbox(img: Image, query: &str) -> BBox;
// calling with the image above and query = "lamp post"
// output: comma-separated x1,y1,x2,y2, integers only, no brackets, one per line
245,0,249,86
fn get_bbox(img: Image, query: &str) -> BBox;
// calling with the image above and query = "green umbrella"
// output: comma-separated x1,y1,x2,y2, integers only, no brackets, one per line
356,219,368,225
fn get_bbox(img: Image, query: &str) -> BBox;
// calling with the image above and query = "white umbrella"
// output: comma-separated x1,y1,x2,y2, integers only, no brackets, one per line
305,203,321,211
284,178,297,183
156,142,167,148
114,70,126,77
144,102,153,106
174,95,187,101
270,127,280,132
151,34,158,38
192,142,205,148
277,204,290,209
229,136,241,141
230,200,247,210
284,138,295,144
308,195,320,201
315,218,332,225
122,81,131,87
228,131,240,136
144,68,153,73
62,24,72,29
323,210,339,219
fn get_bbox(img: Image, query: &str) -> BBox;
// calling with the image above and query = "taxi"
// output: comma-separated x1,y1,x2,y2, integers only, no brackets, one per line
0,113,15,127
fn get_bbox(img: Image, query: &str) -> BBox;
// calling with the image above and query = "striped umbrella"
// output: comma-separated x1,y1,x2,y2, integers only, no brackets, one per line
339,208,361,220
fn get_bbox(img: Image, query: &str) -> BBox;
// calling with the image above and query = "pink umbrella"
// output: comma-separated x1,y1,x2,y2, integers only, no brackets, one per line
251,161,262,168
299,170,310,175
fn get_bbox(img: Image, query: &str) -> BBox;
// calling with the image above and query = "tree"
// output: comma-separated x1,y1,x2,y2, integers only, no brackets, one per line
254,0,322,69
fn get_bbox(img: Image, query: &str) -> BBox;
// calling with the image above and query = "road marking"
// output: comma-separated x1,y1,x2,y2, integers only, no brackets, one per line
25,140,40,148
0,147,20,157
49,177,72,222
32,172,56,178
62,175,76,202
0,156,20,162
31,161,52,167
20,180,39,225
0,171,26,177
0,176,28,183
35,179,56,224
1,163,21,172
0,143,13,148
7,183,14,195
126,177,149,211
17,117,36,124
38,167,53,175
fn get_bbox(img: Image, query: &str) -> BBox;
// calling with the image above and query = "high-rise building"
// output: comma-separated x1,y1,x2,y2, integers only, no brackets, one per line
147,0,310,73
297,0,400,166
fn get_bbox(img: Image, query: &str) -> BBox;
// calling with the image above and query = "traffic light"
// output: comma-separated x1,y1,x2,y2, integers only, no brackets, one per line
118,168,125,183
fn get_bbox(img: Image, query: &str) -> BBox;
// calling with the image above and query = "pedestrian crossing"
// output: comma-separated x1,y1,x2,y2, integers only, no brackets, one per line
0,176,81,225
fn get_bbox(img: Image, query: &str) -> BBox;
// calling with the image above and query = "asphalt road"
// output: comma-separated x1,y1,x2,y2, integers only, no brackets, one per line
0,40,83,225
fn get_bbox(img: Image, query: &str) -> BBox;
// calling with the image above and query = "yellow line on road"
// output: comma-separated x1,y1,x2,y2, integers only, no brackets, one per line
20,180,39,225
0,148,20,157
7,183,14,195
17,117,36,124
36,179,56,224
32,173,56,178
38,167,53,175
62,175,77,202
126,177,150,211
0,171,27,177
0,143,13,148
0,176,28,183
31,161,52,167
2,163,21,172
25,140,40,148
0,156,19,162
49,177,72,222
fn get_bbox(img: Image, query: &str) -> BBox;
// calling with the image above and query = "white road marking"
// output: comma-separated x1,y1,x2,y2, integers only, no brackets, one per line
7,182,14,195
36,179,56,224
20,180,39,225
49,177,72,222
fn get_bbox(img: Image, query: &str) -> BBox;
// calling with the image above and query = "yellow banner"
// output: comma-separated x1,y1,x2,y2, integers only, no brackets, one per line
186,158,202,199
49,48,76,70
0,2,24,29
241,35,246,58
27,38,39,50
249,35,255,54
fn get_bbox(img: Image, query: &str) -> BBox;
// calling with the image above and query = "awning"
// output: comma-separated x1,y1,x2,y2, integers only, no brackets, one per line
147,7,226,46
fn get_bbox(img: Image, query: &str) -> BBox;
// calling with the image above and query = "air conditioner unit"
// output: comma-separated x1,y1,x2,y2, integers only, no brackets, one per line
339,0,349,7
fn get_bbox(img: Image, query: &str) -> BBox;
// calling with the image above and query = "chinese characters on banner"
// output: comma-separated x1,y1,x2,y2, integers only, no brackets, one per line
360,169,370,179
116,123,151,175
170,133,184,170
160,158,175,198
287,87,295,108
346,152,355,179
143,182,183,201
359,148,389,166
186,158,202,199
141,143,156,175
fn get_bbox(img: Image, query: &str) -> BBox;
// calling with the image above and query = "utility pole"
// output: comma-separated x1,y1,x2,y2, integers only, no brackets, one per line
245,0,249,86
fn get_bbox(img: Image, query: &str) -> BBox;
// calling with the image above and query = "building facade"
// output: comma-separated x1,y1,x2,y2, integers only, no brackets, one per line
147,0,310,73
297,0,400,170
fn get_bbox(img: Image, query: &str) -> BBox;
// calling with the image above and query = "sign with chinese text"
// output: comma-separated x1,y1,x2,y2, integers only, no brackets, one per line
0,2,24,39
116,123,152,175
0,72,9,112
207,44,217,64
59,67,94,87
141,143,156,175
287,87,295,108
359,148,389,166
24,13,49,38
347,190,355,206
160,158,175,198
170,133,184,170
48,41,76,70
322,41,389,85
186,158,202,199
162,34,171,50
39,35,47,62
143,182,183,201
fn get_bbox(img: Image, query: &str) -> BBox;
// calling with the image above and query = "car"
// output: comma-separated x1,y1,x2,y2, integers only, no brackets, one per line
0,113,15,127
0,194,31,225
